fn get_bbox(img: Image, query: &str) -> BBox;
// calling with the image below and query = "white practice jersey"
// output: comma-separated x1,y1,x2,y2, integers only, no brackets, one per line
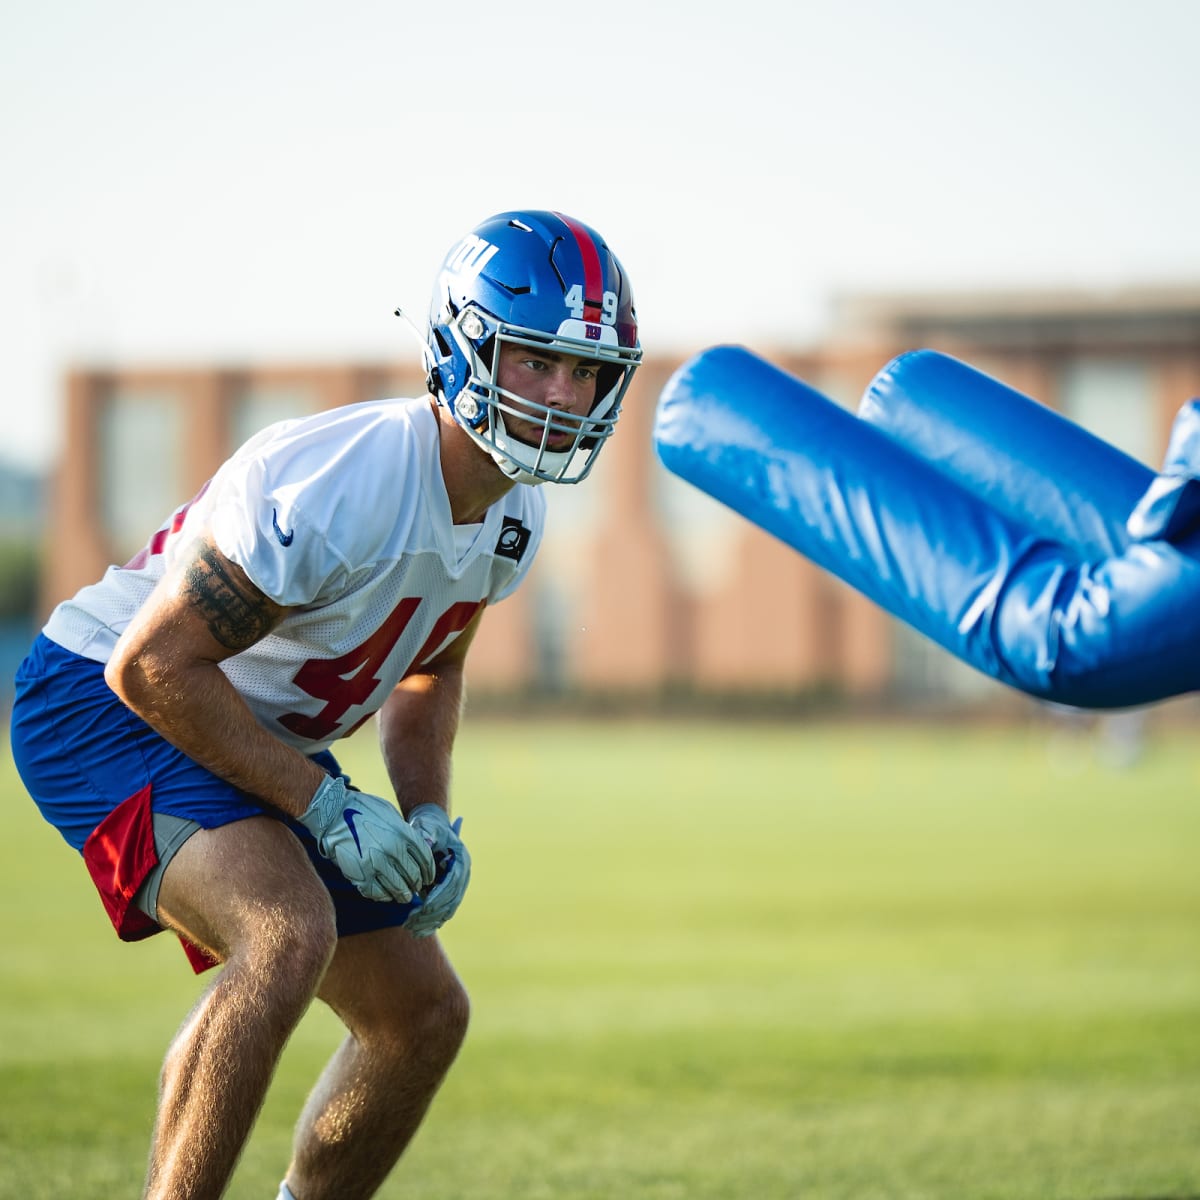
45,397,545,752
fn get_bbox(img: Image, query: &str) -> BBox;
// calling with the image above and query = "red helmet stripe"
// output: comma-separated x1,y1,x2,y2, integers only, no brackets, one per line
556,212,605,322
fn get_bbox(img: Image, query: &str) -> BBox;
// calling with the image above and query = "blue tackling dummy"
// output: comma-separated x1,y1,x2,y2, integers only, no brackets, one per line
653,346,1200,710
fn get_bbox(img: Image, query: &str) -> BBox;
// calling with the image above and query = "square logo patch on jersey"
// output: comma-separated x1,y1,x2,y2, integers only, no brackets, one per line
495,516,531,563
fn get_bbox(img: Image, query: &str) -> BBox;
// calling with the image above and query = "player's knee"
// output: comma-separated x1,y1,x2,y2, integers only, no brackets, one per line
378,971,470,1067
421,973,470,1073
426,972,470,1057
240,892,338,993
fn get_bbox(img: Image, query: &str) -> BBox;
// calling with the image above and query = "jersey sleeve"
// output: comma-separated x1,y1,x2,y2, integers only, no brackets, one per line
207,452,351,607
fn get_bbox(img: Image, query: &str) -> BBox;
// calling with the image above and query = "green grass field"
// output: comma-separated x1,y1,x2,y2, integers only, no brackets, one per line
3,717,1200,1199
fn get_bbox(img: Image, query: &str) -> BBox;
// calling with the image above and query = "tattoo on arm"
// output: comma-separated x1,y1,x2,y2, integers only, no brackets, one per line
183,543,279,651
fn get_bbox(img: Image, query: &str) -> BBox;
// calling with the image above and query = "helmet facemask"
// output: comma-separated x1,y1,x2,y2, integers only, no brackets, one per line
440,305,640,486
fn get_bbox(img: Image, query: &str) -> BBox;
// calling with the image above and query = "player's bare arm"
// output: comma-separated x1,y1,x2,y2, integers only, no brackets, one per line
378,604,483,817
182,538,283,650
105,533,327,816
376,606,483,935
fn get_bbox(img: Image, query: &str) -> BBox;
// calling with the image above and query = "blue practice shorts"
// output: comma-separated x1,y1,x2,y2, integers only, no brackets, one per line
11,633,419,972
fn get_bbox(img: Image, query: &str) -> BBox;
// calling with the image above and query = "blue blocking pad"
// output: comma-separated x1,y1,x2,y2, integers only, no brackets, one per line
860,350,1152,557
866,351,1200,548
653,345,1200,709
1127,399,1200,542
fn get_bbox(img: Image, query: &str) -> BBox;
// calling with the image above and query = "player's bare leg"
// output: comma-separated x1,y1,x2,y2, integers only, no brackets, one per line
144,818,339,1200
282,926,470,1200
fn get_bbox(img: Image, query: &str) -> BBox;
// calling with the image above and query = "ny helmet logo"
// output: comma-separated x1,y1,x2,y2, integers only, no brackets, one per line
445,235,499,280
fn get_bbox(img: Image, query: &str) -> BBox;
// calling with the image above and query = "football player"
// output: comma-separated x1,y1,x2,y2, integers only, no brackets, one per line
10,210,640,1200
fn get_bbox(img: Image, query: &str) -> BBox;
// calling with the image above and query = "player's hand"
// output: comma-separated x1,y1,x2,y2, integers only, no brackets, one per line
299,776,437,903
403,804,472,937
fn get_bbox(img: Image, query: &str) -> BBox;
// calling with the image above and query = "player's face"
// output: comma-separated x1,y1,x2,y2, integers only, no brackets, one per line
494,342,601,450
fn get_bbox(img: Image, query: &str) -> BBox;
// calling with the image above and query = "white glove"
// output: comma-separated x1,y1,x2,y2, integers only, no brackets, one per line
299,776,436,904
403,805,472,937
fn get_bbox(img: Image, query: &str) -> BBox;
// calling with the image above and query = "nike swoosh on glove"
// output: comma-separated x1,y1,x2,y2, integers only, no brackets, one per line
403,805,472,937
299,776,436,903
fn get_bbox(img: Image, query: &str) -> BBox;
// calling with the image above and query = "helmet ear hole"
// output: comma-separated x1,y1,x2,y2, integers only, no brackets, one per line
478,334,497,374
595,365,622,404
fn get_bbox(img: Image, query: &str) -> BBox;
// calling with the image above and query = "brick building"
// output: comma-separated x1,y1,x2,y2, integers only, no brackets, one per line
44,286,1200,708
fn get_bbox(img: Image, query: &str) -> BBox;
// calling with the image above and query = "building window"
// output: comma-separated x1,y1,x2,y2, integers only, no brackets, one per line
653,463,744,595
99,389,184,562
1058,358,1156,467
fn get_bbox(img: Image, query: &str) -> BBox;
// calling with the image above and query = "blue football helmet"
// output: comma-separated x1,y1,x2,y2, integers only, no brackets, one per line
422,210,641,485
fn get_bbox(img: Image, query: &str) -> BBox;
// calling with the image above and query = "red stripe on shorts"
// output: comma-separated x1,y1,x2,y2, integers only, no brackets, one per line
82,783,161,942
80,783,222,974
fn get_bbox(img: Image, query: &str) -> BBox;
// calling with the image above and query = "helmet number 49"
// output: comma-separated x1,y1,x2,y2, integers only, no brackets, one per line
564,284,619,326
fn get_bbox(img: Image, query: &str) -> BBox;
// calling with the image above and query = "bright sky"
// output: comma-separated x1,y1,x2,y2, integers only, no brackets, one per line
2,0,1197,471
